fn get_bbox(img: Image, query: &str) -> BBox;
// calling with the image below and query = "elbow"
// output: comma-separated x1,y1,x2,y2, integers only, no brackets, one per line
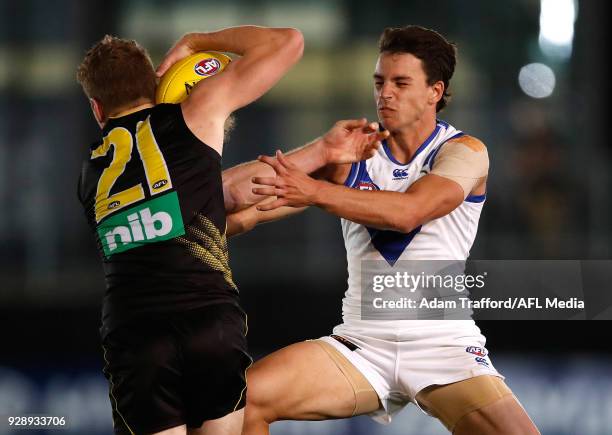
390,213,421,234
393,222,416,234
275,28,304,63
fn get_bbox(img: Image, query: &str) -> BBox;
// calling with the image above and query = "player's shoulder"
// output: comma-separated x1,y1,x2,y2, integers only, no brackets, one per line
150,102,181,120
147,103,186,133
446,134,487,153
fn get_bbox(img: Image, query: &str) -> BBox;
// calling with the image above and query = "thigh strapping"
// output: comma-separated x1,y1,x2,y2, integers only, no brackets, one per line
416,375,512,432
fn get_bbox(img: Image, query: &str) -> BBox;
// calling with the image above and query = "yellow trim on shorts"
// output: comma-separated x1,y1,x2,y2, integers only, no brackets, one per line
233,312,251,412
233,359,253,412
102,344,135,435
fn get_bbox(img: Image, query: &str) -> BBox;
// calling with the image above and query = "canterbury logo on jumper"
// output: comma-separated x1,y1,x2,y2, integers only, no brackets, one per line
96,191,185,257
392,168,409,179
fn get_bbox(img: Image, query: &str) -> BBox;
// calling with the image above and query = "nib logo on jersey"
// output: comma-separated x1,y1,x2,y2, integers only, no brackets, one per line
392,168,409,180
96,191,185,257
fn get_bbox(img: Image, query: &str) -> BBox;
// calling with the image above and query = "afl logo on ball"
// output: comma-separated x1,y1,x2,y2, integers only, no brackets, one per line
194,58,221,76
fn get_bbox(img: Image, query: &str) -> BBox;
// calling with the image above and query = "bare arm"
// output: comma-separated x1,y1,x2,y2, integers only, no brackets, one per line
309,175,464,232
158,26,304,155
222,119,388,212
253,136,489,232
255,157,464,232
226,197,306,237
222,139,328,213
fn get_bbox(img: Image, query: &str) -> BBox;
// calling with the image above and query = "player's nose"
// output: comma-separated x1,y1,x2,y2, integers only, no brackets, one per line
378,92,392,104
379,83,393,100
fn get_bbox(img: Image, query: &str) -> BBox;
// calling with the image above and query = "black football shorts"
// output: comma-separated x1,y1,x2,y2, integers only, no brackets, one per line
101,303,251,434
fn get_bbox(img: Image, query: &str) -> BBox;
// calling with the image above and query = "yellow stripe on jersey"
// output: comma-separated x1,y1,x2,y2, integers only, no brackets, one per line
136,117,173,196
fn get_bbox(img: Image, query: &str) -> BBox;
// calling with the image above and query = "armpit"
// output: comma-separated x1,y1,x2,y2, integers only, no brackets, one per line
430,137,489,198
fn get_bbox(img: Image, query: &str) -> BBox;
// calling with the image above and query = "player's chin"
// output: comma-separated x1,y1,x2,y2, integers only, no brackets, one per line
378,114,398,131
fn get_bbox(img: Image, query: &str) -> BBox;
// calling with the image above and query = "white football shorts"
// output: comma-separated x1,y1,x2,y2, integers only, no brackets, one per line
318,320,503,424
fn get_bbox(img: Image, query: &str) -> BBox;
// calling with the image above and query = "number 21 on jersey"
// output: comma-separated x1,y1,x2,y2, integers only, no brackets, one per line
91,116,172,223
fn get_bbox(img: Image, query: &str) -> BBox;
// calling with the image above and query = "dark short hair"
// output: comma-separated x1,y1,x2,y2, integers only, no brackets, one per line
76,35,157,114
379,26,457,112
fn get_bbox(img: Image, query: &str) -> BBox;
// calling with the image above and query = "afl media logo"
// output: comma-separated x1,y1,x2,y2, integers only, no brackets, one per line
194,58,222,77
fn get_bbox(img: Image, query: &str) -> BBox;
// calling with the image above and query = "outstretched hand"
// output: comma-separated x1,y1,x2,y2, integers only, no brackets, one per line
322,118,390,165
252,150,322,211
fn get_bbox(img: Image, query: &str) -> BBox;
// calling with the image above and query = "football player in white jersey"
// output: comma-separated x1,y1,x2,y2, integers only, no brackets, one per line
224,26,539,435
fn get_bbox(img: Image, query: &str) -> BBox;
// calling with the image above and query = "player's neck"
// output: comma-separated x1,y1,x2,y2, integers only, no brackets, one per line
387,117,437,164
108,99,155,119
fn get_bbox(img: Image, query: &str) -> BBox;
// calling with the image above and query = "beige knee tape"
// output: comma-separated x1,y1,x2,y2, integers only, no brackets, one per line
313,340,379,415
430,138,489,198
416,375,513,432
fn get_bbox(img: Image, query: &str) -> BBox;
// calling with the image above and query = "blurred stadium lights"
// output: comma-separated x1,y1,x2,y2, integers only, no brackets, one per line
518,62,556,98
0,1,348,95
538,0,578,60
120,0,347,48
0,45,78,94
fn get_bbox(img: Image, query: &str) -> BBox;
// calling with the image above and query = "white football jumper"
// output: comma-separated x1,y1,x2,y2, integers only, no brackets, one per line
319,120,502,424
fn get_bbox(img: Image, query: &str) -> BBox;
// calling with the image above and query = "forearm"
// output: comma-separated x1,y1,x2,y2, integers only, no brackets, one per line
226,198,307,237
184,26,299,56
226,203,259,237
312,182,418,233
223,138,328,212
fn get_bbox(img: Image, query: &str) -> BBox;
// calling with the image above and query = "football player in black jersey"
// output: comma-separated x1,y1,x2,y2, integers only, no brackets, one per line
77,26,304,435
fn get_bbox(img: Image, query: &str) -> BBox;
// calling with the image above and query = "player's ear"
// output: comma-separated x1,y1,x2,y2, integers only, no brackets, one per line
429,81,444,107
90,98,106,128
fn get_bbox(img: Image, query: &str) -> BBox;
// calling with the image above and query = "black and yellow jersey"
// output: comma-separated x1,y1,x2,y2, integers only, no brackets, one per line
78,104,238,338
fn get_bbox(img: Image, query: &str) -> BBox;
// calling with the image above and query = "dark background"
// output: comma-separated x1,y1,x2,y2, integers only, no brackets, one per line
1,1,610,434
